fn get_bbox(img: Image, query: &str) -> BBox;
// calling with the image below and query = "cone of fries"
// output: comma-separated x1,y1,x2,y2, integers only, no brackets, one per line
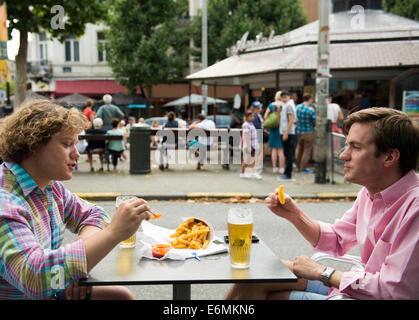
168,217,214,250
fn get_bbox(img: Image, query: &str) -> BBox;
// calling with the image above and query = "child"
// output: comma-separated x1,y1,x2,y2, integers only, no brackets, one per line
240,111,262,179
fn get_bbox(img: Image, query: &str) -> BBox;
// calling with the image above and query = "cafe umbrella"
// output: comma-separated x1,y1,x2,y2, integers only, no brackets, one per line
163,94,227,107
164,94,227,120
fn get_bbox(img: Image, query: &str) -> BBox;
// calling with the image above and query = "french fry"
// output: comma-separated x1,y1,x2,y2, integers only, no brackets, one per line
172,244,187,249
277,185,285,205
179,226,191,233
202,239,209,249
169,218,210,250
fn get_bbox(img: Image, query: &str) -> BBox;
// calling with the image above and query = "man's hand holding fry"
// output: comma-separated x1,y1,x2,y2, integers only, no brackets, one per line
265,187,302,222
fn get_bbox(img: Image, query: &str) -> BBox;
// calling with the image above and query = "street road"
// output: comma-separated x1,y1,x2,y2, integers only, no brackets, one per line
63,200,359,300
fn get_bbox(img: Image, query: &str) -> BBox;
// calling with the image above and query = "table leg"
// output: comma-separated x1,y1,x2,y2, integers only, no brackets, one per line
173,283,191,300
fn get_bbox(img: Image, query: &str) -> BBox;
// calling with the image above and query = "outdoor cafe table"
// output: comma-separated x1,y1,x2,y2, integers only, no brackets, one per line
79,231,297,300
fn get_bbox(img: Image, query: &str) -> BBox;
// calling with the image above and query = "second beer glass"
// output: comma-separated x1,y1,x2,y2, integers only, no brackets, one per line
116,195,137,248
227,208,253,268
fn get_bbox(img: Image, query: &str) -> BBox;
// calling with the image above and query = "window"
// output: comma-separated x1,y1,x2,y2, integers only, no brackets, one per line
332,0,382,12
97,31,106,62
64,35,80,62
39,32,47,61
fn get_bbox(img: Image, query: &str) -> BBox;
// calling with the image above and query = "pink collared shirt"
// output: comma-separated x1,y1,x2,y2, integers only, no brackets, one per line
314,170,419,299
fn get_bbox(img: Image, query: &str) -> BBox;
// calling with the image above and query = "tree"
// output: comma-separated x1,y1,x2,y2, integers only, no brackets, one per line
383,0,419,21
105,0,190,105
6,0,107,109
189,0,308,66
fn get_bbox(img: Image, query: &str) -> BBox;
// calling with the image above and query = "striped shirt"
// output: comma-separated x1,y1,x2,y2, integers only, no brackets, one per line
0,162,110,300
296,103,316,134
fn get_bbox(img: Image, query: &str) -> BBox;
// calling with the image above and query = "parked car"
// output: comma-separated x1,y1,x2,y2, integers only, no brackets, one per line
207,115,231,128
144,117,188,128
144,117,167,127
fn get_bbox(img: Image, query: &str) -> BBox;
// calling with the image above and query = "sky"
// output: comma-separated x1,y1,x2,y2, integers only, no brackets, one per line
7,29,19,60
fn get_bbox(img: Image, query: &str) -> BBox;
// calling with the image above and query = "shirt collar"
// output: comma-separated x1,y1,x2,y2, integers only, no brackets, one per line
4,161,47,197
374,170,418,206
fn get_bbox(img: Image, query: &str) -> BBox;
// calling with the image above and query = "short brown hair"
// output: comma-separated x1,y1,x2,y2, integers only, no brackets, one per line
85,99,94,108
0,99,89,163
343,107,419,175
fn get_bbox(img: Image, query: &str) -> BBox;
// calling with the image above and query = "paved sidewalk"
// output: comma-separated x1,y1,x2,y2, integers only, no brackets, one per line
64,149,361,200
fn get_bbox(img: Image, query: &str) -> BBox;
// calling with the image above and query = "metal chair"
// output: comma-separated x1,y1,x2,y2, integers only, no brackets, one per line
311,252,365,300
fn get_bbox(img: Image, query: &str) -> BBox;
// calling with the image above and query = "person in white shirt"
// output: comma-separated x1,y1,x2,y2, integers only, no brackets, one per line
327,96,344,133
189,114,216,170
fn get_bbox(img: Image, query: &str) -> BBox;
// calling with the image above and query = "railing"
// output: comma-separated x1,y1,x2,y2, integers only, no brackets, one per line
149,128,247,167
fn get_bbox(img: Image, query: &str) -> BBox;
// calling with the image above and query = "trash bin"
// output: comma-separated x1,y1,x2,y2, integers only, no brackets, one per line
129,124,151,174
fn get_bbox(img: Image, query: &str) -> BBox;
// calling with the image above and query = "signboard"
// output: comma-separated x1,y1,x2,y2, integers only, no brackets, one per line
402,90,419,116
0,2,10,82
0,59,9,82
303,86,314,96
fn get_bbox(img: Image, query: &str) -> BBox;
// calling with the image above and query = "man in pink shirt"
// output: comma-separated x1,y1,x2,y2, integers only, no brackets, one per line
226,108,419,300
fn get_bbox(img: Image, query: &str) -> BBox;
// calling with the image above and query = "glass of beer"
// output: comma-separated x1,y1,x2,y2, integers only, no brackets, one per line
116,195,137,248
228,207,253,269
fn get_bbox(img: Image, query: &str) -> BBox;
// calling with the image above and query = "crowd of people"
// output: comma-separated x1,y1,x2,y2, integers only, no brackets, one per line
231,90,347,181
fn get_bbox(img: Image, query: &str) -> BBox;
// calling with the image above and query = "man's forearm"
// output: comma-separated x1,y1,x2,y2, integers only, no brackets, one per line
78,225,103,240
83,227,120,272
288,210,321,247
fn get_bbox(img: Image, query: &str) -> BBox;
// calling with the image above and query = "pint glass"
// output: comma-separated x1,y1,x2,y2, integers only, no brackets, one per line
228,208,253,268
116,195,137,248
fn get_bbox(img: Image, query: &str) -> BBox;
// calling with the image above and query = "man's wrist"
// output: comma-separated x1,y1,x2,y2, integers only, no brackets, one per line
103,225,122,245
320,266,336,286
317,265,327,281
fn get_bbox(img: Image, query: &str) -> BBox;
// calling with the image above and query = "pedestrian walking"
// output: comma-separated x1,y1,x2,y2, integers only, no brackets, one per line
240,111,262,180
295,94,316,173
327,95,344,133
264,91,285,174
159,111,179,171
251,101,264,173
277,91,297,181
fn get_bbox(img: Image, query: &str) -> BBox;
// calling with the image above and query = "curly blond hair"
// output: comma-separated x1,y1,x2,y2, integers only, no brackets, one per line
0,99,89,163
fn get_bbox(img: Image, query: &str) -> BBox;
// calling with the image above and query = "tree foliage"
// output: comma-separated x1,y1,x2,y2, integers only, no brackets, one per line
105,0,190,102
6,0,107,108
189,0,308,65
383,0,419,21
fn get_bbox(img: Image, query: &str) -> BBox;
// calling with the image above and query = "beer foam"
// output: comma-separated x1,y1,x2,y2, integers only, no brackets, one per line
228,209,253,225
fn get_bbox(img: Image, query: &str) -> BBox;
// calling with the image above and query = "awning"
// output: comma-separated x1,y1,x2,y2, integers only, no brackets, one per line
186,40,419,88
55,80,141,96
186,10,419,89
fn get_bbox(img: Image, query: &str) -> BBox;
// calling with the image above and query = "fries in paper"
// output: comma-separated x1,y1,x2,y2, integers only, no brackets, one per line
169,218,210,250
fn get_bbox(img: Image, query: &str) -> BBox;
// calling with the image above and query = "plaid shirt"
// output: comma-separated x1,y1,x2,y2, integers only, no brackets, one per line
242,121,258,150
296,103,316,134
0,162,110,300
